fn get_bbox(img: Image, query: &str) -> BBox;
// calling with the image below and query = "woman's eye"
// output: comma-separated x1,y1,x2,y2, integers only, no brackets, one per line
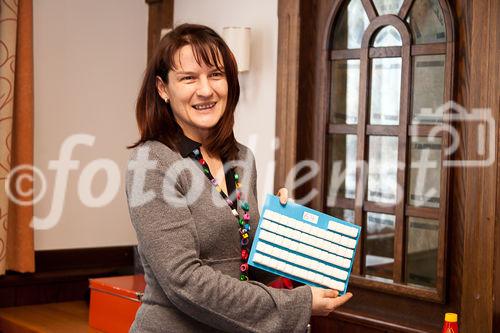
210,72,224,78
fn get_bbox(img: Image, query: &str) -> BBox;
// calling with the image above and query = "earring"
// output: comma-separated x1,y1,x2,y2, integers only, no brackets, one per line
164,98,170,104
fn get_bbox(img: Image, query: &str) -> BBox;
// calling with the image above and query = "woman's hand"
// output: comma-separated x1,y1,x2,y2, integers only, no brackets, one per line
310,286,353,316
276,188,289,205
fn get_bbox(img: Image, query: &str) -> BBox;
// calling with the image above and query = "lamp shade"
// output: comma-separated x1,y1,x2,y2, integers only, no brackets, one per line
222,27,251,72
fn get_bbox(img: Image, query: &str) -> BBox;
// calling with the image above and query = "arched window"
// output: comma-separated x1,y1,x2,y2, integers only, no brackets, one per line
325,0,453,300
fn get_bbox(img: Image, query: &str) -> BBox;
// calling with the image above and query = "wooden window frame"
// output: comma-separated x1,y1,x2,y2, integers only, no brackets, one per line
323,0,455,302
275,0,456,309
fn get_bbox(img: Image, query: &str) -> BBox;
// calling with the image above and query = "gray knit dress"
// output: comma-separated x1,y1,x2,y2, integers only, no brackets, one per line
126,139,312,332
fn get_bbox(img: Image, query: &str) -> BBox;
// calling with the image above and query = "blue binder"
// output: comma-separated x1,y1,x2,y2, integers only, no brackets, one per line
248,194,361,295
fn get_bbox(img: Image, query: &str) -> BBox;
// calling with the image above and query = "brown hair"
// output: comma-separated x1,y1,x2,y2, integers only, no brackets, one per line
129,23,240,160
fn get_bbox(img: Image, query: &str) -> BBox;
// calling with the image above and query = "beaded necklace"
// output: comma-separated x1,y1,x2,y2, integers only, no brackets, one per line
191,148,251,281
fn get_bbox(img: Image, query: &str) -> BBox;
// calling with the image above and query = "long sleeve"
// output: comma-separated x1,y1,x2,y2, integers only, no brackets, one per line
126,147,312,333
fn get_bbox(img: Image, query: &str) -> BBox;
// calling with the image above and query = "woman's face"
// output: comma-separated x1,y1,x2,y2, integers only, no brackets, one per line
158,44,228,141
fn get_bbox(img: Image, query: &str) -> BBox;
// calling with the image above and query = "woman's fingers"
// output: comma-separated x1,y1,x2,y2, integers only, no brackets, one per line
311,287,352,317
329,292,353,309
322,289,339,298
319,292,353,315
276,188,288,205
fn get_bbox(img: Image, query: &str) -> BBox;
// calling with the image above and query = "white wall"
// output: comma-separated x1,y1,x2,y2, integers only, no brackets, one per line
33,0,148,249
32,0,279,250
174,0,279,208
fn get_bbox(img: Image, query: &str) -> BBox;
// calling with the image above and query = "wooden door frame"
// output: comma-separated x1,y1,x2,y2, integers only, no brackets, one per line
145,0,174,59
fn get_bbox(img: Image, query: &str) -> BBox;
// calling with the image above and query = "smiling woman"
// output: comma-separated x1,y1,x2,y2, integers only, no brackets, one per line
130,24,240,161
126,23,351,333
155,45,228,144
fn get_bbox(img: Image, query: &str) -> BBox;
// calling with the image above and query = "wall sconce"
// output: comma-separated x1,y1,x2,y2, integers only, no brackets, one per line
222,27,251,72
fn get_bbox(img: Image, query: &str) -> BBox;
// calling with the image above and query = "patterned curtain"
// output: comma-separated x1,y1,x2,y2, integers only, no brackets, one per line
0,0,34,275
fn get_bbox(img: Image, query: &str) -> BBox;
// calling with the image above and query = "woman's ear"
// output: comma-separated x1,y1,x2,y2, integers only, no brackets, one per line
156,76,169,102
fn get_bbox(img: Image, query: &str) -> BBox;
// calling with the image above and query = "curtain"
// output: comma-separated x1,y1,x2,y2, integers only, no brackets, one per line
0,0,34,275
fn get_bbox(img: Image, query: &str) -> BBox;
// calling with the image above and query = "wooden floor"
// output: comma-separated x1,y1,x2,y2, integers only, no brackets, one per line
0,301,103,333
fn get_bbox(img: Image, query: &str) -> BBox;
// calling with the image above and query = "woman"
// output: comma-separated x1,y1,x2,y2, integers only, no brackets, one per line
126,23,352,333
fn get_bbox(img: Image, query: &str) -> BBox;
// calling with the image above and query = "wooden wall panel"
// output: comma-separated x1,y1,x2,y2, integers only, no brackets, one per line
486,0,500,329
274,0,301,194
295,0,321,202
454,0,499,331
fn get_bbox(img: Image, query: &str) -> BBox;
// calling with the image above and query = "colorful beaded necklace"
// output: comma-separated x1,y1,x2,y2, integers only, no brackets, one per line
191,148,251,281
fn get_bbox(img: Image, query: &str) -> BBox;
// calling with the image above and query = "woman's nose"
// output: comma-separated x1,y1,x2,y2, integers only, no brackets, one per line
196,76,214,98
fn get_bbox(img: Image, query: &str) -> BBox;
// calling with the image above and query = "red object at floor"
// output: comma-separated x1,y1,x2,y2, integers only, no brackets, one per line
89,274,145,333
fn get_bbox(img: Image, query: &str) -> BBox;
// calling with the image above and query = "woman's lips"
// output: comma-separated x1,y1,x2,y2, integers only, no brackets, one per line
192,101,217,111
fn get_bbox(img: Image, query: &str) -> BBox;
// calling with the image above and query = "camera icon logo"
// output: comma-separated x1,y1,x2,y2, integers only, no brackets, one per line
427,101,496,167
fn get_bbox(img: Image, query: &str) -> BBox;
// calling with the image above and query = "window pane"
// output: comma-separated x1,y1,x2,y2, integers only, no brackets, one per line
407,0,446,44
365,212,395,281
367,136,398,204
330,60,360,124
332,0,370,49
328,208,355,224
411,55,445,124
406,217,439,288
370,58,402,125
372,0,404,15
373,26,402,47
326,134,357,206
409,137,442,208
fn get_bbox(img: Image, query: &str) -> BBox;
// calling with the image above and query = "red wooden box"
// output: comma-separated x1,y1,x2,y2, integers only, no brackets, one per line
89,275,145,333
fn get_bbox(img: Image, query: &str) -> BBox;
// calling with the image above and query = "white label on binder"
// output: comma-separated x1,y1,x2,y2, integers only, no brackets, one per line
303,211,319,224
